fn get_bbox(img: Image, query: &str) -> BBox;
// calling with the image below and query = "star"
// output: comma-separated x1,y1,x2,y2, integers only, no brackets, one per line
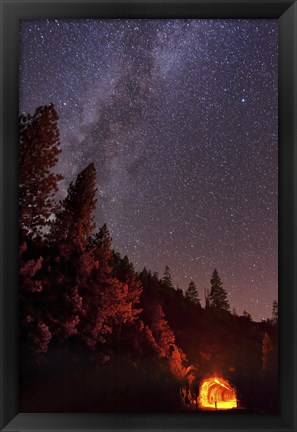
19,18,278,321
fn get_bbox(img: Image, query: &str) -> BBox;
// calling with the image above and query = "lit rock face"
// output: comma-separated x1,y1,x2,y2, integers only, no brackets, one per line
198,377,237,410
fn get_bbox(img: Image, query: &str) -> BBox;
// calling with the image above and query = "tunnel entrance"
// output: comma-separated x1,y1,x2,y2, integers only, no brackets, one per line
198,377,237,410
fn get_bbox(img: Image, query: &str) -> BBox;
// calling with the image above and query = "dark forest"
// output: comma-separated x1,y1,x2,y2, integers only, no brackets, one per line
19,104,278,413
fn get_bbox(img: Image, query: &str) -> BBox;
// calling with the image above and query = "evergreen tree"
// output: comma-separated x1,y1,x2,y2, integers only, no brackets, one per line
209,269,230,311
19,239,52,357
36,164,98,351
19,104,63,237
162,265,173,289
93,223,112,256
242,310,252,321
51,163,97,249
232,307,238,317
112,253,134,281
150,304,186,379
79,223,116,350
185,280,201,306
19,104,63,358
111,251,143,322
80,224,143,356
139,268,162,317
176,287,184,299
272,300,278,326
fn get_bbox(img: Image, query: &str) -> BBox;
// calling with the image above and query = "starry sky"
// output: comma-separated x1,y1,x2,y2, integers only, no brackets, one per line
19,19,278,321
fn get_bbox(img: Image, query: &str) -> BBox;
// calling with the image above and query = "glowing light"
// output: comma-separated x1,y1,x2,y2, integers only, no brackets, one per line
199,377,237,410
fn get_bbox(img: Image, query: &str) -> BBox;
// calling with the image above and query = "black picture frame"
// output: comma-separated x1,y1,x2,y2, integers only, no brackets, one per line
1,0,296,431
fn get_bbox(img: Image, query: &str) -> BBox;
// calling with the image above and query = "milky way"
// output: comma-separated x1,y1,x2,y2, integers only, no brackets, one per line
19,19,278,321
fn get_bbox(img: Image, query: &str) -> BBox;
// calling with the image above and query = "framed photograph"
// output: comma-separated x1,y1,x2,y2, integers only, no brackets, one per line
1,1,296,431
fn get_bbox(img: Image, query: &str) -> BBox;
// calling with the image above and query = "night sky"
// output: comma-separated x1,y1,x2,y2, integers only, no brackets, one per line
19,19,278,321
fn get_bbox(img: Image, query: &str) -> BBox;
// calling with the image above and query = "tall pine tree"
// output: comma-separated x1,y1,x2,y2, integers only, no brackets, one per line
185,280,201,306
80,224,142,356
272,300,278,326
162,265,173,290
41,164,98,349
51,163,97,249
209,269,230,311
19,104,63,237
19,104,63,360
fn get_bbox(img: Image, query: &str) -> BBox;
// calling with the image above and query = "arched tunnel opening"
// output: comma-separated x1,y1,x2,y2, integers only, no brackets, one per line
198,377,237,410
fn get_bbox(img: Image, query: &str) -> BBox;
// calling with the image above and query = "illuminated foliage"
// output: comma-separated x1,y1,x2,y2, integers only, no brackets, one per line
18,104,278,413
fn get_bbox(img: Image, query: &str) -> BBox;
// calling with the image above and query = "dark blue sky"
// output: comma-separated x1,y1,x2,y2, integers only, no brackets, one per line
19,19,278,320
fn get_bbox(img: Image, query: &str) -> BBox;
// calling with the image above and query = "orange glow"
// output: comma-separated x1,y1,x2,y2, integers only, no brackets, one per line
198,377,237,410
